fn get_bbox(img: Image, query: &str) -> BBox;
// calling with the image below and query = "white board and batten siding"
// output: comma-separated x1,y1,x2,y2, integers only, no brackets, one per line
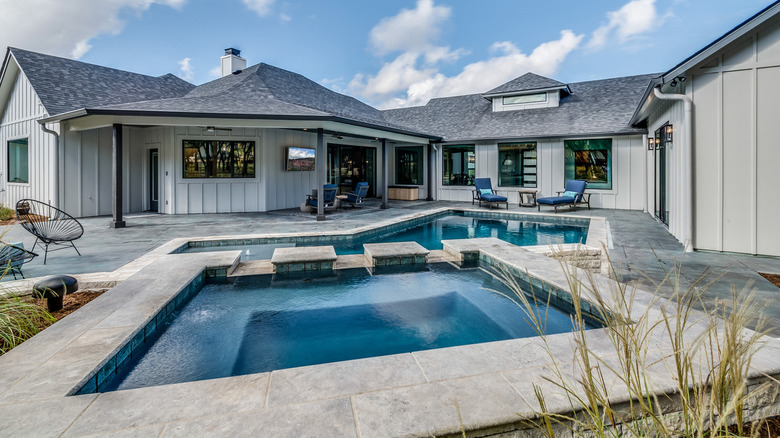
0,70,56,209
172,127,264,214
659,15,780,256
435,135,646,210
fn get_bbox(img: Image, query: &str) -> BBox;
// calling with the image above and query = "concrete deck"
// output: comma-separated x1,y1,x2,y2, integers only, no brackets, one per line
3,200,780,334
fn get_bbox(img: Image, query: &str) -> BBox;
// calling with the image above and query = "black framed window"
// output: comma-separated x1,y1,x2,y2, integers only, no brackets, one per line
183,140,255,178
442,145,475,186
564,138,612,189
395,146,423,185
498,142,536,187
7,138,28,183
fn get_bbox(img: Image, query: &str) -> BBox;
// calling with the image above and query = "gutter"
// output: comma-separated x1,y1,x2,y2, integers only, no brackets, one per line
38,121,60,208
652,86,693,252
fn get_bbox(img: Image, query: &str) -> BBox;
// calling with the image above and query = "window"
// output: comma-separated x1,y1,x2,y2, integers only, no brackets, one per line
502,93,546,105
564,139,612,190
498,142,536,187
7,138,28,184
442,145,475,186
183,140,255,178
395,146,423,185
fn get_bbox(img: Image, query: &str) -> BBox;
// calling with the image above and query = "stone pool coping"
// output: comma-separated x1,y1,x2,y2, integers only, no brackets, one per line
1,229,779,436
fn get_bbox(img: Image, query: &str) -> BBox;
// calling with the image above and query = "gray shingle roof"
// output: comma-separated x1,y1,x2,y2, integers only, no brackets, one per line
94,62,429,135
9,47,194,116
484,72,567,95
382,73,657,142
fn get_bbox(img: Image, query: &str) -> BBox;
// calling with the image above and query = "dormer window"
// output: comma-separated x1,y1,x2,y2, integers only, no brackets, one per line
502,93,546,106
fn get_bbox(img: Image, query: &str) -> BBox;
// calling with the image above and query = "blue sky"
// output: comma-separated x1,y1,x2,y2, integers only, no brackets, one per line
0,0,773,108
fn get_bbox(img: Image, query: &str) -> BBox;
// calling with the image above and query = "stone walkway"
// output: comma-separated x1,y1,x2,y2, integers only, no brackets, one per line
3,200,780,335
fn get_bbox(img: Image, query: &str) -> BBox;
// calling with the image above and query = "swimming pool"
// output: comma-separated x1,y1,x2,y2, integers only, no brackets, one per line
99,263,593,392
183,211,589,260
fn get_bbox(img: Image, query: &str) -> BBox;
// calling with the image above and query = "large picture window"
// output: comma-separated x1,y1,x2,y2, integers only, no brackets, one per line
7,138,28,184
395,146,423,185
442,145,475,186
564,138,612,189
183,140,255,178
498,142,536,187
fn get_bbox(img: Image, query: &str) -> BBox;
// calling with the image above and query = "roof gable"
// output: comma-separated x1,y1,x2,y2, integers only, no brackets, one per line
9,47,194,116
484,72,567,96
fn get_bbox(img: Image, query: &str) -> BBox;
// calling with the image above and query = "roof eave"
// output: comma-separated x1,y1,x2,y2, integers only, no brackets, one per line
629,77,664,126
663,1,780,81
39,108,442,141
437,129,648,144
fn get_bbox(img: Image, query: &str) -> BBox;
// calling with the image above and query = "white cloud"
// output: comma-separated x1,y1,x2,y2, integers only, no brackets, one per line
351,30,583,109
0,0,185,59
242,0,275,17
587,0,659,49
369,0,451,55
280,13,291,22
209,66,222,79
177,57,194,81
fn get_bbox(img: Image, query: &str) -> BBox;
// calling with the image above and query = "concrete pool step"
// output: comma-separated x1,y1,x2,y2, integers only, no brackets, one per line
363,242,429,267
270,246,338,273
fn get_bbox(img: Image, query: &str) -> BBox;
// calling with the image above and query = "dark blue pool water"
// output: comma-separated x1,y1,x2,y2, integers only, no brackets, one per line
101,263,590,392
183,212,589,260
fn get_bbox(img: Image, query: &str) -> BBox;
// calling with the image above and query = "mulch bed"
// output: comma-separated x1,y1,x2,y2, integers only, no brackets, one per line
728,415,780,436
760,272,780,289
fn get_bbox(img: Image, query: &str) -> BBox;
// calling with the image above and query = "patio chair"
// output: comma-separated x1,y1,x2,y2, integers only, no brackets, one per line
0,242,37,279
537,180,590,213
473,178,508,210
15,199,84,264
305,184,338,211
343,182,369,207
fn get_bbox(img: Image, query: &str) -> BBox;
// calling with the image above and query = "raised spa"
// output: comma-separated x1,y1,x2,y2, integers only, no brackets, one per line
98,263,594,392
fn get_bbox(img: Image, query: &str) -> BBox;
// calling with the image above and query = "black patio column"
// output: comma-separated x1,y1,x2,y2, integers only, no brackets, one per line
380,138,388,209
111,124,126,228
316,128,326,221
426,142,434,201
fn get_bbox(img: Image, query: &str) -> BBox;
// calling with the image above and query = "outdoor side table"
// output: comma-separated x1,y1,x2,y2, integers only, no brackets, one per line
32,275,79,312
517,189,538,207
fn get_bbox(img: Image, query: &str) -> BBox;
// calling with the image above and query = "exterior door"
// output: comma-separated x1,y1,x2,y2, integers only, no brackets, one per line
327,144,376,196
654,127,669,226
149,149,159,212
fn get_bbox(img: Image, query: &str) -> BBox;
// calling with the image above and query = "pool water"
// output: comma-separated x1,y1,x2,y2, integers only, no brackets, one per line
100,263,591,392
184,212,589,260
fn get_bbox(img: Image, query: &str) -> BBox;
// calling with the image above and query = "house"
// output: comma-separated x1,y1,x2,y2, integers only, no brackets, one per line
1,0,779,256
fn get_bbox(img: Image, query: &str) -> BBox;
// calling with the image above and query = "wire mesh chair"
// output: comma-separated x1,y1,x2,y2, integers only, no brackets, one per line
15,199,84,264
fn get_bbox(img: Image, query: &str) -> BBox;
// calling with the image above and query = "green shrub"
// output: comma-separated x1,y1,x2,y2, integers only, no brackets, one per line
0,293,55,354
0,205,14,221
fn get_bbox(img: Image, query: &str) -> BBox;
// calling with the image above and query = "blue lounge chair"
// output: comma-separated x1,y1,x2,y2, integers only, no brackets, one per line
473,178,508,209
343,182,369,207
537,180,590,213
306,184,338,210
0,242,37,280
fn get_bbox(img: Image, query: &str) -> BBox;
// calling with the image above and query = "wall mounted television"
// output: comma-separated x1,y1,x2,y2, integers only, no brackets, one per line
285,147,316,171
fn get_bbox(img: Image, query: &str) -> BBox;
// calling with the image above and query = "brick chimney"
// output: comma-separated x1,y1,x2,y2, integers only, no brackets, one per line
221,48,247,77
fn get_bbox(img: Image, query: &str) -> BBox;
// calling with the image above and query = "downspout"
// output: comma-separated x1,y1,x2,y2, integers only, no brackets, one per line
653,86,693,252
431,143,440,201
39,121,59,208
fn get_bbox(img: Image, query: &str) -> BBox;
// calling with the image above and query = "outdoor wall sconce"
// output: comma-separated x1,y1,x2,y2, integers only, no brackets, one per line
665,124,673,142
648,137,655,150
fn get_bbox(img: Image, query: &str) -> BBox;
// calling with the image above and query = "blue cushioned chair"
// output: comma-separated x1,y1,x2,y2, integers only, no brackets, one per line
537,180,590,213
306,184,338,210
0,242,37,280
343,182,369,208
473,178,508,209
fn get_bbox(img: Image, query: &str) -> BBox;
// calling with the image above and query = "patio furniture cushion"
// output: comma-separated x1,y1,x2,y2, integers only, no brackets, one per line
563,180,587,202
562,190,578,198
537,196,578,205
480,193,507,202
479,188,493,196
344,182,369,207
